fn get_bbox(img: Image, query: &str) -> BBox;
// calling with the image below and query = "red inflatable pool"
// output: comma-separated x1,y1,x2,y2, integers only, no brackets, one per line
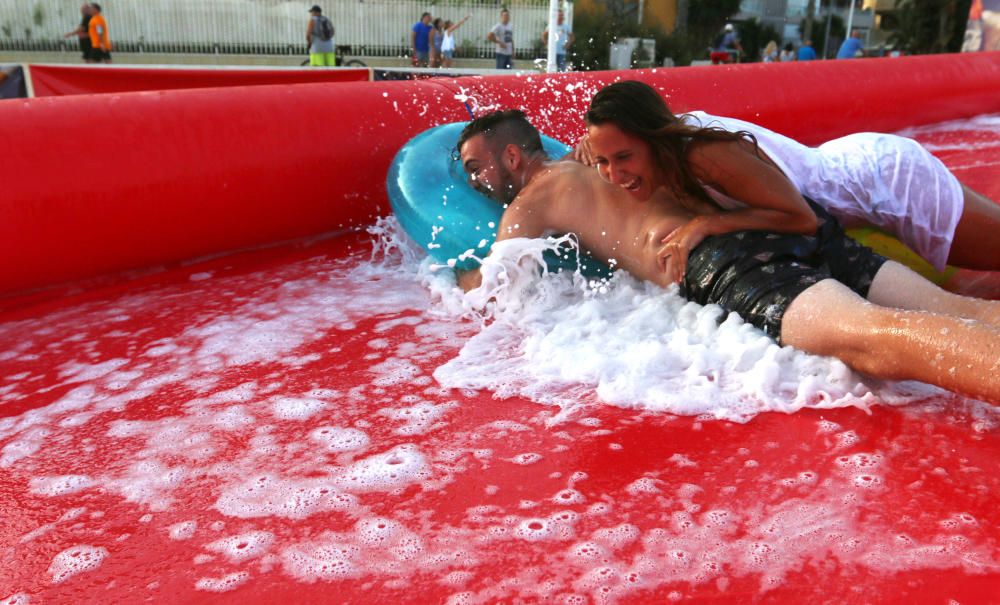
1,55,998,604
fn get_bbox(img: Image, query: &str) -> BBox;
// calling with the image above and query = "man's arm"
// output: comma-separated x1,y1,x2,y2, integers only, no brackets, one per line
455,198,549,292
306,20,314,46
487,28,498,44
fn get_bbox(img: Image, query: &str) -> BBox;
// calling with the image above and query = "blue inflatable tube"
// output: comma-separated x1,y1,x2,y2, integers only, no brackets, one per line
387,122,607,276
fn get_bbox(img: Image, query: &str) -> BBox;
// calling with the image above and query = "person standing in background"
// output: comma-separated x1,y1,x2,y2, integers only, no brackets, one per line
797,39,817,60
306,5,336,67
411,12,433,67
779,42,796,62
429,18,444,68
542,9,574,72
87,3,111,63
488,8,514,69
836,30,865,59
63,3,93,63
440,15,471,69
710,23,743,64
761,40,778,62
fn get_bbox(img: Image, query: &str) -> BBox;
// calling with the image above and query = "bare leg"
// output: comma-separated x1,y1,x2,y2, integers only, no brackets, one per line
867,261,1000,327
781,279,1000,402
947,185,1000,271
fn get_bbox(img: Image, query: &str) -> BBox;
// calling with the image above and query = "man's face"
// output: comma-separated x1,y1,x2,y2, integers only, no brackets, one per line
587,122,662,202
81,3,90,15
501,11,510,24
557,11,564,24
460,134,518,205
423,15,432,24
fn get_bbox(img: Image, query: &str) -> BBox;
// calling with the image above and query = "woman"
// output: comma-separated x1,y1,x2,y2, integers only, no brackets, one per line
779,42,796,62
429,18,444,68
440,15,471,68
577,80,1000,282
761,40,778,63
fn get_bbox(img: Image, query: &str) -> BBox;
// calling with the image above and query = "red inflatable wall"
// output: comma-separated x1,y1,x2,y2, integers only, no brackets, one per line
28,64,371,97
1,53,999,298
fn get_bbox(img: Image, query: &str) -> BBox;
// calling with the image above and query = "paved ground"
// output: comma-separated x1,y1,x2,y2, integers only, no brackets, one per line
0,50,534,71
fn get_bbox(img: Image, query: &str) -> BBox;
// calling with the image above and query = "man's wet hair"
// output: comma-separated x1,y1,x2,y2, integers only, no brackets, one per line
457,109,545,157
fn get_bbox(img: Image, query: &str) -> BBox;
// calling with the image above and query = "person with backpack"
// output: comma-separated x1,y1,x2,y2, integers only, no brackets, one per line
307,5,336,67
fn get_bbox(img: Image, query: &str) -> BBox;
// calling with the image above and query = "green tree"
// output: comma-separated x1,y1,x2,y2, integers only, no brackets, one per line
800,13,846,59
890,0,973,54
571,0,741,70
685,0,742,55
738,18,783,62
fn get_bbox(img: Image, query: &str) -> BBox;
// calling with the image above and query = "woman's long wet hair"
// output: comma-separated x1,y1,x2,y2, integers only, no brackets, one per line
585,80,757,209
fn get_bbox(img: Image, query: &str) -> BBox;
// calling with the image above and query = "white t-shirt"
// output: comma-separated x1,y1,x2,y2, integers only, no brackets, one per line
491,22,513,56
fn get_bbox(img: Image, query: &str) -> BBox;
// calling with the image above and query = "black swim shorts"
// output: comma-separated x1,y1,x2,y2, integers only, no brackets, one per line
681,199,887,341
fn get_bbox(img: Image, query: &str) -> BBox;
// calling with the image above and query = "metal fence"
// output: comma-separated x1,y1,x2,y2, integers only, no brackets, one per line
0,0,569,58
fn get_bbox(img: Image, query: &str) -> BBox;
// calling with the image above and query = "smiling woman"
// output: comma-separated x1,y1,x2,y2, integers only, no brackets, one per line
579,80,1000,277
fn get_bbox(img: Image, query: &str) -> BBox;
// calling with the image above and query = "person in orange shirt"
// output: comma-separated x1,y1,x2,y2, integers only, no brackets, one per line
88,3,112,63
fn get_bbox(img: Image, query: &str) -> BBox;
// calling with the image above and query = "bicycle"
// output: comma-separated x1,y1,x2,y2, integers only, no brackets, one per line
300,45,367,67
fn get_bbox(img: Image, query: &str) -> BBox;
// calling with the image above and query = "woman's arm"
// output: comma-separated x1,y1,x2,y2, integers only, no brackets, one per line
448,15,471,33
686,138,818,235
655,138,819,284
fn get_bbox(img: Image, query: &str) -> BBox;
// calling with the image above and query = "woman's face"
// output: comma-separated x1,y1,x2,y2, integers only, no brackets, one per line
587,122,662,201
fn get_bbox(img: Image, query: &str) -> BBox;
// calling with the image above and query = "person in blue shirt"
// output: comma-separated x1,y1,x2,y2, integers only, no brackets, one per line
797,39,817,61
837,30,865,59
411,12,433,67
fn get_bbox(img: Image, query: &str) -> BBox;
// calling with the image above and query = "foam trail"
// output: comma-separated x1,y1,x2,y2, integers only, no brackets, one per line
387,223,944,423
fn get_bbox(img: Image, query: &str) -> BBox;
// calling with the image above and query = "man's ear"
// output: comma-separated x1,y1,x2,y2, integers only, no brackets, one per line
502,143,523,170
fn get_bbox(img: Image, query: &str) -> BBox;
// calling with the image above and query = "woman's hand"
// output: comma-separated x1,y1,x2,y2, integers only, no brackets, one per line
572,134,595,165
657,218,710,285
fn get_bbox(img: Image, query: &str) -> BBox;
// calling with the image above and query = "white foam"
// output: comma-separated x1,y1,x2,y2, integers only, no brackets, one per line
332,444,430,493
270,396,326,421
204,531,275,562
0,594,30,605
215,474,358,519
48,545,108,584
308,426,371,452
194,572,250,592
168,521,198,541
28,475,95,496
422,230,940,422
378,401,456,435
280,534,363,582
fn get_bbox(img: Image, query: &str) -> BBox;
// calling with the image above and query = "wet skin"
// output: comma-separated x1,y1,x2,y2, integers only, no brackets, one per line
458,134,709,291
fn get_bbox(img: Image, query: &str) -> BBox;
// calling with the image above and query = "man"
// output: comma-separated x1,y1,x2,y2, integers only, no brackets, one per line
710,23,743,64
88,3,111,63
411,12,433,67
63,3,93,63
488,8,514,70
542,9,574,72
454,110,1000,402
797,39,817,61
836,30,865,59
307,5,336,67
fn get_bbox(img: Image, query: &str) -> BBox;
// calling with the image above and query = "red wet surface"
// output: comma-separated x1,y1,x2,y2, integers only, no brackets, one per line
1,118,999,604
